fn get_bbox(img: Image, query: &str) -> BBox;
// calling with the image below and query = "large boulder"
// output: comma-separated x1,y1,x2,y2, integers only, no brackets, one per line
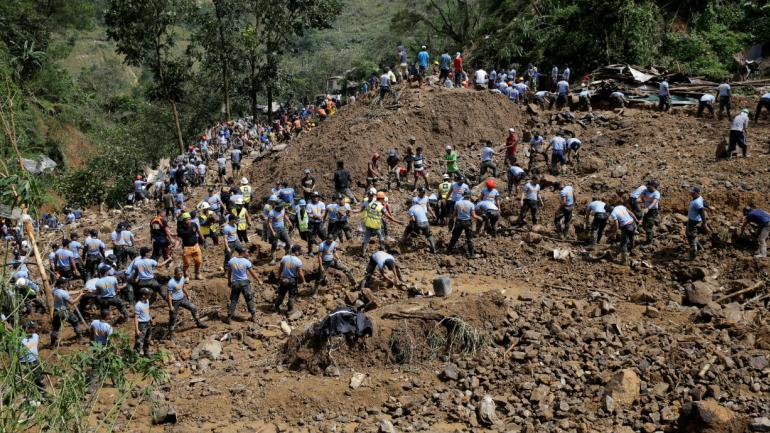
678,400,747,433
191,340,222,361
432,276,452,297
685,281,715,306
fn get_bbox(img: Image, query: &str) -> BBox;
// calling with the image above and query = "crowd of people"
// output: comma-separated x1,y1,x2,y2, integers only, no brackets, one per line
5,44,770,378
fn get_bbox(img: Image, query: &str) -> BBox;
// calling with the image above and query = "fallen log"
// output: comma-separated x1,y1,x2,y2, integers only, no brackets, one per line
715,281,764,303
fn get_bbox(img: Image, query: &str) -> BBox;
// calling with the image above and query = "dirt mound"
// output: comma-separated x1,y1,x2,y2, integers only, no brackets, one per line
247,87,522,194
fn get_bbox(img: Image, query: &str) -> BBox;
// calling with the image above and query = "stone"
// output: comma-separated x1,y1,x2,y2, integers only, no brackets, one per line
432,276,452,297
630,290,656,304
530,385,550,402
644,306,660,318
324,365,341,378
749,356,768,370
280,321,293,336
685,281,714,306
751,417,770,432
151,402,177,425
191,340,222,361
580,156,604,174
350,372,366,389
442,363,459,381
378,419,396,433
610,165,627,178
678,400,747,433
605,369,640,406
524,232,543,244
477,395,502,426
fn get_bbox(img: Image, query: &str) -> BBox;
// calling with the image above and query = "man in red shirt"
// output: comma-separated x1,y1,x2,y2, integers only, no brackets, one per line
505,128,519,165
453,52,464,88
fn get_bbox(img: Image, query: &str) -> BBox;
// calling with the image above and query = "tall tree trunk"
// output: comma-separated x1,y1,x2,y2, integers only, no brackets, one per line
170,98,185,154
267,83,273,123
249,56,258,122
213,0,231,119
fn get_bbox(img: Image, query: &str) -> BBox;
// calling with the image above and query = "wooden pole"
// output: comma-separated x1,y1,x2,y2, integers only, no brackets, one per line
21,212,54,320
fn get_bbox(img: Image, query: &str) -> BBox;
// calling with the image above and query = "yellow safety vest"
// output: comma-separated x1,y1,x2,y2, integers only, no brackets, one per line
438,182,452,200
232,208,248,230
298,211,309,231
364,201,384,230
199,211,219,235
240,185,252,203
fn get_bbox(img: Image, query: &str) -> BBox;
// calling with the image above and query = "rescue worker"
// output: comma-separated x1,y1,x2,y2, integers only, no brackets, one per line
239,177,253,206
447,190,482,257
686,186,710,259
547,132,567,175
224,245,259,324
231,198,250,243
133,287,153,356
554,181,575,239
446,175,469,230
402,198,437,253
177,213,204,280
475,193,501,237
741,206,770,258
609,204,640,264
507,164,526,196
83,229,106,280
166,267,208,339
640,180,661,245
361,191,402,257
330,194,353,243
300,168,316,199
50,278,83,348
53,240,80,281
275,244,305,314
268,196,292,263
198,202,219,246
305,192,327,255
360,250,403,289
516,175,543,226
95,266,129,324
150,208,176,262
129,247,171,305
437,173,452,225
584,196,609,246
314,234,356,294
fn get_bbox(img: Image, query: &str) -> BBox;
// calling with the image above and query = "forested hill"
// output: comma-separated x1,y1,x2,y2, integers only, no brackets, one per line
1,0,768,212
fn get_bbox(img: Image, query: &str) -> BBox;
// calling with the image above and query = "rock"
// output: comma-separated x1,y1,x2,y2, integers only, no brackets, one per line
350,372,366,389
324,365,341,378
280,321,292,336
610,165,627,178
604,395,615,414
749,355,768,370
477,395,502,426
721,303,744,326
530,385,550,402
685,281,714,306
151,402,177,425
361,287,381,310
630,290,656,303
378,419,397,433
553,248,571,260
644,306,660,318
439,256,457,268
432,276,452,297
531,224,549,234
580,156,604,174
524,232,543,244
751,417,770,432
678,400,747,433
191,340,222,361
442,363,459,381
605,369,640,406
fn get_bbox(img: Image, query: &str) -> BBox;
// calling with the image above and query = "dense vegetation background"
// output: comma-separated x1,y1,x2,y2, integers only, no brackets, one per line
1,0,769,210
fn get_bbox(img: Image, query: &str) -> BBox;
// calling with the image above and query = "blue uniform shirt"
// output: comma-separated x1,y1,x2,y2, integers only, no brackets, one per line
280,255,303,281
227,257,252,282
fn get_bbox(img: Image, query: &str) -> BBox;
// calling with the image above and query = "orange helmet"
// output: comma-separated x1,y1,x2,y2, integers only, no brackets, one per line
376,191,386,200
486,179,495,189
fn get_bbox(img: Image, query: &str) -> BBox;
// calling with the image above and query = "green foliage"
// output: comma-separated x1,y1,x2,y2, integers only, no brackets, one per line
0,283,167,433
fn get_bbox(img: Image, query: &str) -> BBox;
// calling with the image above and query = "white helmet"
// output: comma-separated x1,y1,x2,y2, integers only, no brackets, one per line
197,201,210,211
15,278,27,287
233,197,244,205
240,177,249,185
368,187,377,196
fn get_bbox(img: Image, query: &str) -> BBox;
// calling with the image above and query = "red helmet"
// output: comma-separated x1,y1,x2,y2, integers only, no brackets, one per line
399,167,407,176
486,179,495,189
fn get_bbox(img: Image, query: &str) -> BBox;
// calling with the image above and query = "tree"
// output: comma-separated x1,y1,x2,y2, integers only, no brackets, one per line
392,0,483,49
239,0,342,121
105,0,194,154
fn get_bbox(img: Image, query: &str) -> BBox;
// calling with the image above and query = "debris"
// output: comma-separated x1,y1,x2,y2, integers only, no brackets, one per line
280,321,292,336
477,395,502,426
678,400,747,433
191,340,222,361
605,369,640,406
349,372,366,389
432,276,452,297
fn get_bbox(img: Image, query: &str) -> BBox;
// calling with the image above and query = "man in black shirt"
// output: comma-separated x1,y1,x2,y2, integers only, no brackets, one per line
177,215,204,279
333,160,358,204
300,168,316,200
150,208,178,262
